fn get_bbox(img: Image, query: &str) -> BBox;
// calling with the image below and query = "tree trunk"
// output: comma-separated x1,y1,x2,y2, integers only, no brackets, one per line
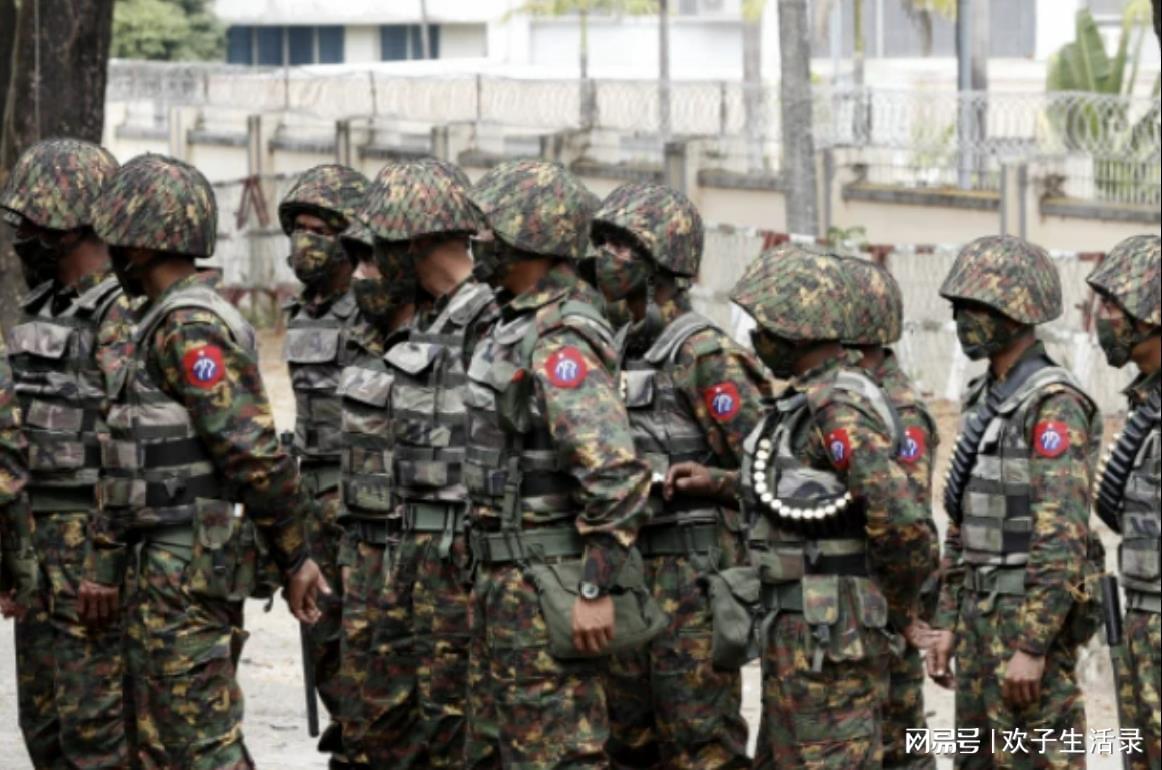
852,0,864,87
418,0,432,59
0,0,115,328
741,13,764,172
778,0,819,235
579,2,596,129
658,0,672,142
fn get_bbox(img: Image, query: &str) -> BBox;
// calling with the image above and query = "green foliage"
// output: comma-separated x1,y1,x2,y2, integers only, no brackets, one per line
111,0,224,61
1047,4,1150,95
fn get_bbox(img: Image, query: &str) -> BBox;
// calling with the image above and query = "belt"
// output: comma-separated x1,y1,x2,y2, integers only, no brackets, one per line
636,523,719,557
470,526,583,564
760,582,804,613
345,517,402,545
1125,590,1162,614
963,566,1026,596
29,486,95,512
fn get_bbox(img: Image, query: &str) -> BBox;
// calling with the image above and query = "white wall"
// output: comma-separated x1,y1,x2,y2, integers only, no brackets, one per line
345,25,380,64
441,24,489,58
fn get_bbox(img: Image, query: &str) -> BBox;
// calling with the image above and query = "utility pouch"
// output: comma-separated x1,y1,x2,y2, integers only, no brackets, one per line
189,499,271,602
525,549,668,660
702,565,762,670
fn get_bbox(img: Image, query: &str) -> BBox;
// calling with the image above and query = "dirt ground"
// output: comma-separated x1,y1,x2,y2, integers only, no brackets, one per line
0,329,1128,769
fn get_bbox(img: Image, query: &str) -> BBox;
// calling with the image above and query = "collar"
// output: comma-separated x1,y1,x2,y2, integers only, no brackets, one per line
989,339,1047,386
138,270,219,320
504,262,575,319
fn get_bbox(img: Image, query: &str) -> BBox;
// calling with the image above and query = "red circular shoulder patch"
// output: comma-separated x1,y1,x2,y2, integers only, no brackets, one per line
182,345,226,389
544,346,589,389
1032,420,1069,459
826,428,852,471
898,426,927,465
703,382,742,421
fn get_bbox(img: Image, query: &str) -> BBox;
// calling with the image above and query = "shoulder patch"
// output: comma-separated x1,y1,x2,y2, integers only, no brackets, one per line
182,345,226,389
826,428,852,471
703,382,742,421
898,426,927,464
544,346,588,389
1032,420,1069,459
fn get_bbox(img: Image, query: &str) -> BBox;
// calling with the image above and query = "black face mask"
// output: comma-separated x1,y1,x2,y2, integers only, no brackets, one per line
470,237,503,286
751,329,800,379
12,235,60,289
110,246,153,298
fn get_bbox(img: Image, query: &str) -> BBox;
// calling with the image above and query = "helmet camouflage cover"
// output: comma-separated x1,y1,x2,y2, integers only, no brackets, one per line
1086,234,1161,326
468,159,594,261
841,257,903,346
278,164,369,235
730,242,854,342
360,158,480,242
92,153,217,258
0,138,119,231
939,235,1062,325
592,182,704,277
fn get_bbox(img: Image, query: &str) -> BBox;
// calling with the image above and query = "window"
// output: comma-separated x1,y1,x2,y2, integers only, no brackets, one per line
380,24,440,60
225,26,346,65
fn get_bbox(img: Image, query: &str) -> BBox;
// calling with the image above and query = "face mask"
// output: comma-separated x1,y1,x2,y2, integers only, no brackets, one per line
751,329,799,379
352,277,397,327
594,245,651,303
110,246,149,298
12,235,59,289
470,238,505,286
1095,311,1157,368
954,306,1022,361
373,241,417,301
288,231,342,287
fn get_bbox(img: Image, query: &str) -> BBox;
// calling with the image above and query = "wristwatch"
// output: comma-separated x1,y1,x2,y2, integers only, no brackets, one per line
578,581,604,600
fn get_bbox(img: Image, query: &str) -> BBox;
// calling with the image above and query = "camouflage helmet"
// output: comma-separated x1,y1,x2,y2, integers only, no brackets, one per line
939,235,1061,324
468,160,594,261
359,158,480,242
1086,234,1161,326
592,182,703,277
840,257,903,346
0,138,119,231
730,242,853,342
92,153,217,258
278,164,368,236
341,215,375,251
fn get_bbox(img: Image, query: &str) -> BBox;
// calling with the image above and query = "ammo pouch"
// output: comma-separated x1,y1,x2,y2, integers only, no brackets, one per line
188,499,279,602
524,548,668,660
768,575,894,672
702,565,762,670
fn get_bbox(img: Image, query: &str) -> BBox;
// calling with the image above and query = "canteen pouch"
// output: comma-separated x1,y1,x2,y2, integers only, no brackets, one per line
525,549,668,660
702,565,762,670
189,499,272,602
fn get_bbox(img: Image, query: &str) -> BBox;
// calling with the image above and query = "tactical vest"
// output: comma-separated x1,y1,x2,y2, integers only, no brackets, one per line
8,276,123,511
100,283,255,531
740,367,900,583
463,300,614,530
284,291,358,469
1099,390,1161,607
337,342,397,522
619,312,720,528
387,282,495,510
956,366,1097,568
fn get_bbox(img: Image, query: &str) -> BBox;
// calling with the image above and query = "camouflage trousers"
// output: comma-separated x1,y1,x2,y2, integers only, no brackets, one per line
126,539,252,770
605,549,749,769
301,475,346,753
467,561,610,769
1113,607,1161,770
339,534,388,766
953,594,1085,770
15,511,128,769
757,612,890,769
362,526,472,769
883,645,935,770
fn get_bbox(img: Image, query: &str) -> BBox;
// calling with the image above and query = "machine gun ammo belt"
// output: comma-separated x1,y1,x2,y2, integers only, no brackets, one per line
1095,389,1161,533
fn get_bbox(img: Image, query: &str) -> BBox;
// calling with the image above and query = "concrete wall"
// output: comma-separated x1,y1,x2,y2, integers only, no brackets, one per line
442,24,489,58
345,26,380,64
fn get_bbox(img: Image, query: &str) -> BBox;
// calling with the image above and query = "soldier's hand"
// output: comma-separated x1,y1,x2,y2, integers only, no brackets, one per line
903,619,932,649
925,628,956,689
571,595,615,654
664,462,716,500
286,558,331,625
1002,650,1045,708
78,580,119,627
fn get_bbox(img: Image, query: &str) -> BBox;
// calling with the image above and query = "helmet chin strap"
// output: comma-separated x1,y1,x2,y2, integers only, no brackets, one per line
627,271,665,354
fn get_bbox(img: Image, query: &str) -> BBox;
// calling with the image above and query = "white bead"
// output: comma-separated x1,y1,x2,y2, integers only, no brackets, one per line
759,438,773,452
754,459,767,472
760,492,775,506
755,482,768,496
825,504,837,516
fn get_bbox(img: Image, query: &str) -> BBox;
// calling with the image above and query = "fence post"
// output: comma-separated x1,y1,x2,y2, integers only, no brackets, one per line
167,106,186,161
664,140,689,194
1000,161,1024,237
431,125,450,161
335,119,352,165
820,148,835,236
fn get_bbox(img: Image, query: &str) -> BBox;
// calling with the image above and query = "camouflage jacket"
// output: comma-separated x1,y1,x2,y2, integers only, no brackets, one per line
0,336,33,592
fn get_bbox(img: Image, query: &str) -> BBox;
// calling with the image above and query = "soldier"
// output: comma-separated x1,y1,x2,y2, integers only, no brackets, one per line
589,182,762,769
463,159,652,768
840,257,940,770
927,235,1102,770
0,138,132,769
0,339,35,619
85,153,329,769
278,163,370,767
352,158,497,768
1086,234,1161,770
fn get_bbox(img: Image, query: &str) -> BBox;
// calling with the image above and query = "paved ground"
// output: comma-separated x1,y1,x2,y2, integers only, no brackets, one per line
0,330,1127,768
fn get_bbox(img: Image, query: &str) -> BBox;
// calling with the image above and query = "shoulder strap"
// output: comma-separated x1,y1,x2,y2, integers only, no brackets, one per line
19,280,55,312
136,284,256,356
831,368,903,453
523,298,614,367
643,311,716,365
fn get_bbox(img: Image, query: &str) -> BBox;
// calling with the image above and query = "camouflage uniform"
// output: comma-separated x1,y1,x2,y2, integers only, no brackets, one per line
0,139,133,769
0,338,34,607
87,154,312,770
350,159,496,768
279,164,370,761
592,183,762,769
464,160,652,769
1086,235,1161,770
934,236,1101,770
734,246,935,769
842,258,940,770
